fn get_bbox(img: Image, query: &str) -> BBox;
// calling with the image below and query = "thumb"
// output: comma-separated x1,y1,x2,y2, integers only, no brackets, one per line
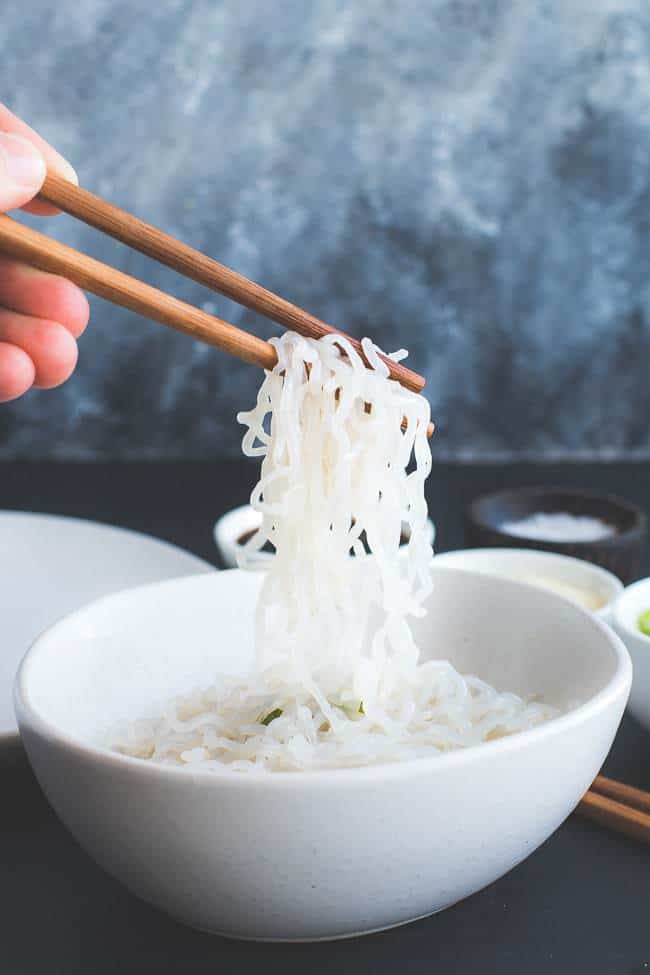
0,132,46,212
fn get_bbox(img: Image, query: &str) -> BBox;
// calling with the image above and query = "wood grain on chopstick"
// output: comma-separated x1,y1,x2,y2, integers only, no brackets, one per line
0,214,434,437
0,215,276,369
38,172,426,394
590,774,650,815
578,790,650,847
576,775,650,846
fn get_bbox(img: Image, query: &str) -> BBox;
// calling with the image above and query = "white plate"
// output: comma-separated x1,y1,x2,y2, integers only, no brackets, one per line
0,511,213,743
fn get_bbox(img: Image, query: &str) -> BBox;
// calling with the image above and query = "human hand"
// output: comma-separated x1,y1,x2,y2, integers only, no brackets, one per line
0,104,89,402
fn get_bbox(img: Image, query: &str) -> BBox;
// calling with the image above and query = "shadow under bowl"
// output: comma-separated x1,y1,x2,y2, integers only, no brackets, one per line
465,487,647,585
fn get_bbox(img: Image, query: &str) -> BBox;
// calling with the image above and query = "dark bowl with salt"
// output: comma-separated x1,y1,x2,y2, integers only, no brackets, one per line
465,487,647,584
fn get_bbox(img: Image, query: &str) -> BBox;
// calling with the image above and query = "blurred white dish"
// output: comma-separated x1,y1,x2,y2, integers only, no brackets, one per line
214,503,436,569
612,577,650,733
0,511,213,744
434,547,623,619
214,504,264,568
16,567,629,941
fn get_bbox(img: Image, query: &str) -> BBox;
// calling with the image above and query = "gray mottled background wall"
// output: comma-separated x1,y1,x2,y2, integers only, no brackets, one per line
1,0,649,460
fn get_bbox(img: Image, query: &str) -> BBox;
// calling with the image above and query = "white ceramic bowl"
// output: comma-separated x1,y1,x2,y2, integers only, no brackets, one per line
434,547,623,619
213,504,264,568
15,568,630,942
612,577,650,733
214,504,436,569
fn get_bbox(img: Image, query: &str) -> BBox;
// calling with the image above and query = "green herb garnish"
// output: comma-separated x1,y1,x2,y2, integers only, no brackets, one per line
358,701,365,715
261,708,283,726
638,610,650,637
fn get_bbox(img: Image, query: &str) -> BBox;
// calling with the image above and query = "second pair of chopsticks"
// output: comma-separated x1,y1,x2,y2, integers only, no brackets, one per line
577,774,650,846
0,172,425,396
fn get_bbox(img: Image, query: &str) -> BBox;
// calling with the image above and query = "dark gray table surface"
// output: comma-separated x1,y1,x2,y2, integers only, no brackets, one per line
2,460,650,975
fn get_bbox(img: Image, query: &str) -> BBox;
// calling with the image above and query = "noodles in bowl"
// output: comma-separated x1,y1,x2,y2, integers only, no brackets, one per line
113,333,556,771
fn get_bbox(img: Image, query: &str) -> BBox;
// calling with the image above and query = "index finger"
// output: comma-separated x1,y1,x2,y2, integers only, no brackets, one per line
0,103,78,216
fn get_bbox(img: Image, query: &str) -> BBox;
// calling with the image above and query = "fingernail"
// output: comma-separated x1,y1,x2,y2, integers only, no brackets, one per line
0,132,46,188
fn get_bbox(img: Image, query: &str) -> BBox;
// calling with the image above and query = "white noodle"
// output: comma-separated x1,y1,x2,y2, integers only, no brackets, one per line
113,333,556,772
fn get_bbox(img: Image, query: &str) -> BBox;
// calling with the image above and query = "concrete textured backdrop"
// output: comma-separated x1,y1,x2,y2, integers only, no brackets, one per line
0,0,649,460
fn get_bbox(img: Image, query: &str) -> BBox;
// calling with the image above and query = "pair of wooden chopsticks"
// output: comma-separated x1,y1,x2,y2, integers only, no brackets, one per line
577,774,650,846
0,172,428,403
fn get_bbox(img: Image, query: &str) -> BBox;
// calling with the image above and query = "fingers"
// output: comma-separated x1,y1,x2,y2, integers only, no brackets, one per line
0,103,78,216
0,308,78,389
0,132,46,212
0,256,89,338
0,106,83,403
0,341,35,402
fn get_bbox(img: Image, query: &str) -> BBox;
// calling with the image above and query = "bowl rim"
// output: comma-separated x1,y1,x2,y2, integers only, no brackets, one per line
612,577,650,646
467,486,647,548
434,547,624,603
15,568,632,789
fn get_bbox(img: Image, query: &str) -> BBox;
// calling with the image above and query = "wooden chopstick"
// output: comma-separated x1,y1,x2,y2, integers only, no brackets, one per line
0,215,433,437
0,214,277,369
591,774,650,814
38,172,425,394
576,775,650,846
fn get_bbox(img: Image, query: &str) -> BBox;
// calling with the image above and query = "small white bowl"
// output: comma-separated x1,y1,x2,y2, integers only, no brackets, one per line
434,547,623,620
15,567,629,941
214,504,264,569
214,503,436,569
612,578,650,733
